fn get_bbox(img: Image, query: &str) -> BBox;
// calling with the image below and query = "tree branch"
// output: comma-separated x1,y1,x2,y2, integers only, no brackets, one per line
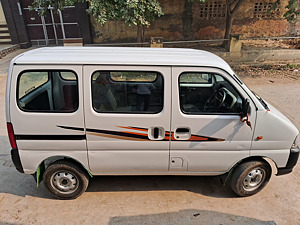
226,0,232,17
231,0,247,15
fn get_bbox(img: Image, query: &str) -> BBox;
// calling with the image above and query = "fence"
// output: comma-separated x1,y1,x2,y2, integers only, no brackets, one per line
86,36,300,52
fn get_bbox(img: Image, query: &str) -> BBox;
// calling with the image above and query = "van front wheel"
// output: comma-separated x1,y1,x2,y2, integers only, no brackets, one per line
43,160,89,200
230,160,271,197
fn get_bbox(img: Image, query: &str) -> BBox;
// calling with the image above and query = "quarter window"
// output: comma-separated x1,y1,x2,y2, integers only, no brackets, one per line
17,71,78,112
60,71,77,80
179,72,243,114
18,72,48,99
92,71,164,113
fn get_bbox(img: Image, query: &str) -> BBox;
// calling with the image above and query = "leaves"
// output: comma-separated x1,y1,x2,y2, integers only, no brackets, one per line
284,0,300,21
267,0,299,21
30,0,83,15
267,0,280,14
31,0,163,27
31,0,298,38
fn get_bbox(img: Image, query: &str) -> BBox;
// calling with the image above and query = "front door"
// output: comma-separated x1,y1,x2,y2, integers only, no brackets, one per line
84,65,171,173
170,67,256,174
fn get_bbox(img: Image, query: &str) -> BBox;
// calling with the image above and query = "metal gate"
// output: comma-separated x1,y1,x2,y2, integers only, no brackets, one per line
20,0,81,46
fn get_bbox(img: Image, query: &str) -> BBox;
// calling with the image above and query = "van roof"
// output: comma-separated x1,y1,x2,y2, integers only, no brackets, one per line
14,47,233,74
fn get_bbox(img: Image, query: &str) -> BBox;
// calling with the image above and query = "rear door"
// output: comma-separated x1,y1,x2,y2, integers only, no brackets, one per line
84,65,171,173
170,67,256,174
10,65,87,172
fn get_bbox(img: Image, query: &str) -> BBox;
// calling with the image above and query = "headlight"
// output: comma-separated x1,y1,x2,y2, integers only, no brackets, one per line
291,135,299,150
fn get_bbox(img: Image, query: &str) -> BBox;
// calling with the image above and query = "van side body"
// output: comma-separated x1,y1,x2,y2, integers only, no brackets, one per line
6,47,299,199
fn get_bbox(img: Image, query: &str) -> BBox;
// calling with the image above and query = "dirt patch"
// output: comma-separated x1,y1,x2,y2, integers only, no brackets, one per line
233,63,300,85
242,39,300,50
194,26,224,40
233,20,288,38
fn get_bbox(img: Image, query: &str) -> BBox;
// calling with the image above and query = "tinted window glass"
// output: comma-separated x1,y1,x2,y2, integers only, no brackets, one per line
92,71,163,113
180,73,212,84
179,72,243,114
110,71,157,82
18,72,48,99
18,71,78,112
60,71,77,80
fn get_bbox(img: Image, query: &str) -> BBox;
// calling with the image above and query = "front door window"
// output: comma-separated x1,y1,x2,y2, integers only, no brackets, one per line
179,72,243,114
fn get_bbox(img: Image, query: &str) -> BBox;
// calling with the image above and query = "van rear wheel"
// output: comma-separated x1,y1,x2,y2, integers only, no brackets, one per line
43,160,89,200
230,160,271,197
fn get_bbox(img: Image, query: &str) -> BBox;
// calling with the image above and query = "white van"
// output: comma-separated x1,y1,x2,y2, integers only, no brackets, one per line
6,47,299,199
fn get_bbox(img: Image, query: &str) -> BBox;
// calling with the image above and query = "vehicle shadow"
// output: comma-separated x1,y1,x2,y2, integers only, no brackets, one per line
0,135,51,199
0,135,236,199
0,151,237,199
0,168,236,199
0,165,51,199
108,209,276,225
86,175,236,198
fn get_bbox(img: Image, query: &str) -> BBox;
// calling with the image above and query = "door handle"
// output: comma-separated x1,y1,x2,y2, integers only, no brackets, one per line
174,127,191,140
148,127,165,140
176,128,190,133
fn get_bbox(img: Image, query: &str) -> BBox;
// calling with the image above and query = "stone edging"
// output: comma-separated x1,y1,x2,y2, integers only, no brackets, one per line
0,45,20,58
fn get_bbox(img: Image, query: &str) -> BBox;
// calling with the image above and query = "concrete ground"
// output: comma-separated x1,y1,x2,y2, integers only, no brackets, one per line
0,49,299,225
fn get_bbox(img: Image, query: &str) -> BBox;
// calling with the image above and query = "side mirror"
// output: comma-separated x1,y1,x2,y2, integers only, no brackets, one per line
241,99,250,120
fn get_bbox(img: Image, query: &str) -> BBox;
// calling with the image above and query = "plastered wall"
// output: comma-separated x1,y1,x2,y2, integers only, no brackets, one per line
91,0,298,43
0,2,7,24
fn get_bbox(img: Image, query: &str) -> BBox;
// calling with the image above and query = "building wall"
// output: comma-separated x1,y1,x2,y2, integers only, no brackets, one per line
0,2,6,24
1,0,91,47
1,0,30,48
91,0,298,43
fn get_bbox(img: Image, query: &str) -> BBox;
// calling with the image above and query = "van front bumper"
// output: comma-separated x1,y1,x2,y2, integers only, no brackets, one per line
11,148,24,173
276,147,300,176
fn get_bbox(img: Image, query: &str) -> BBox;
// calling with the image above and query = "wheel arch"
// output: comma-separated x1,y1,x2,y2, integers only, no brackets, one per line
232,156,277,174
221,155,277,186
34,155,92,185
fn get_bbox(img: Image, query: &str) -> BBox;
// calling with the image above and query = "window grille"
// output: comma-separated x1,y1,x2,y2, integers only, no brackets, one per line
199,1,226,19
254,1,280,18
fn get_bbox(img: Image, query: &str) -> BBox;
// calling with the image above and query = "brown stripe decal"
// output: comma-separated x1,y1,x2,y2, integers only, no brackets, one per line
166,131,224,142
118,126,148,132
87,132,149,141
86,128,149,140
190,135,224,142
85,127,225,142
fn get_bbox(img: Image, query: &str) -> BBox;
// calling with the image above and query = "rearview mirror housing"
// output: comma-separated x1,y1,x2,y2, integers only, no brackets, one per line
241,99,250,119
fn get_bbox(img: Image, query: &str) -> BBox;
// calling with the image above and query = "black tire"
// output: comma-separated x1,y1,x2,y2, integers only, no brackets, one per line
230,160,271,197
43,160,89,200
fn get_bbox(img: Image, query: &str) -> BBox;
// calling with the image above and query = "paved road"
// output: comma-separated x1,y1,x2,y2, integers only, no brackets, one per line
0,50,299,225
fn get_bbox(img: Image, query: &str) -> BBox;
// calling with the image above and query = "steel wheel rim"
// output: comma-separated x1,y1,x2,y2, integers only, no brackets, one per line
50,170,79,194
242,167,266,191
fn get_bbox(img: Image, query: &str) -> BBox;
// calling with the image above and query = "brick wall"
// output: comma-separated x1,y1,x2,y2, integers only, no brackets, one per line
91,0,298,43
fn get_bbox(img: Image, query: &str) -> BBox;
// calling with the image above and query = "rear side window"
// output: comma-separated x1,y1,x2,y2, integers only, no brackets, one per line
18,72,48,99
17,71,78,112
60,71,77,80
91,71,164,113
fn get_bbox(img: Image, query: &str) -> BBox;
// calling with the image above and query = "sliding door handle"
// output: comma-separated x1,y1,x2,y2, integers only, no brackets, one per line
174,127,191,140
148,127,165,140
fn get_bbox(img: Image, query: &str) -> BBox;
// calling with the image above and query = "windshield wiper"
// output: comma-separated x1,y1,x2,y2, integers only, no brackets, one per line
252,91,269,110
